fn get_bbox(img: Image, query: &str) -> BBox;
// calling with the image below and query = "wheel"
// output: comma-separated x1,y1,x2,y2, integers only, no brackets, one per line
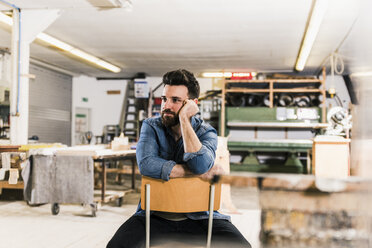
51,203,60,215
90,203,97,217
116,197,123,207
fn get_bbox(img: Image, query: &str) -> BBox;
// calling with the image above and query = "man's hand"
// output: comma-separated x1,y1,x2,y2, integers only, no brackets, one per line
199,164,226,181
178,99,199,120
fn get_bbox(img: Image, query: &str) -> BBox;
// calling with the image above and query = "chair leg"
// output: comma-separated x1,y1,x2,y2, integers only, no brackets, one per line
207,184,215,248
146,184,150,248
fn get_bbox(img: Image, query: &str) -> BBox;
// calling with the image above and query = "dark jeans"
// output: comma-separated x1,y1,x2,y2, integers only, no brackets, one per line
107,215,251,248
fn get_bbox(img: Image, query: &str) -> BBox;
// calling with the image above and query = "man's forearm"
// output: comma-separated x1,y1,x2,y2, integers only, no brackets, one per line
170,164,193,178
179,115,202,153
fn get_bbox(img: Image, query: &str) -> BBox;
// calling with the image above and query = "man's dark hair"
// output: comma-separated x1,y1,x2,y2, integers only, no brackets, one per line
162,69,200,99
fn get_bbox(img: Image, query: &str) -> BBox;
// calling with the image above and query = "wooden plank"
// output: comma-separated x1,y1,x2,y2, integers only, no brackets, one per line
226,79,321,83
221,79,226,136
0,181,24,189
226,89,270,93
269,81,273,108
273,88,322,93
107,90,121,95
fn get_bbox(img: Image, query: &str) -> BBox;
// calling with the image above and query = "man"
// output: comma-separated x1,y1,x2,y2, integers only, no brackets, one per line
107,69,250,248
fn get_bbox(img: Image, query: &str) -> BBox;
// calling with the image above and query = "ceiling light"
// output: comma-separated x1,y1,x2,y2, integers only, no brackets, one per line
0,12,121,73
36,33,74,51
95,59,121,73
295,0,328,71
202,72,232,78
202,72,257,79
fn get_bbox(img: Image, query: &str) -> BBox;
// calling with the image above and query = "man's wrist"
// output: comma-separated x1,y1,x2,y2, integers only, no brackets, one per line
179,113,190,123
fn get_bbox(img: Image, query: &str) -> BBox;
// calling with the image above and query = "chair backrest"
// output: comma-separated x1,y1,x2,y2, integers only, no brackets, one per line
140,176,221,213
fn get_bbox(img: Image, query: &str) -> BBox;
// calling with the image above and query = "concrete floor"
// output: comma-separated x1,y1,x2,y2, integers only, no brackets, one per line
0,176,261,248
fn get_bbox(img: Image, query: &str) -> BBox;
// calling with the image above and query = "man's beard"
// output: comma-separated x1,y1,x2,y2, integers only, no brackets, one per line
161,109,179,127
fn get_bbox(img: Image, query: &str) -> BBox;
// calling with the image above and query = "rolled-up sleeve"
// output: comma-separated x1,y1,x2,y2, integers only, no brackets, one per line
136,121,176,181
183,128,217,175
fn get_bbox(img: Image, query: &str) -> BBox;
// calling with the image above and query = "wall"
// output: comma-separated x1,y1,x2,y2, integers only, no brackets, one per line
72,76,127,145
349,75,372,177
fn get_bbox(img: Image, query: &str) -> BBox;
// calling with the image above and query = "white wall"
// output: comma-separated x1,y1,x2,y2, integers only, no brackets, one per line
324,75,351,108
72,76,127,145
72,75,214,145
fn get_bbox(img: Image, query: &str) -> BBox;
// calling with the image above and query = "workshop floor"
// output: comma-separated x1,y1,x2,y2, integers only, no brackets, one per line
0,176,261,248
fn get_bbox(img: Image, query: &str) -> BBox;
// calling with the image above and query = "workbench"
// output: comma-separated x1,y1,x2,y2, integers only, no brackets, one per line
228,139,313,173
55,146,137,204
23,145,137,216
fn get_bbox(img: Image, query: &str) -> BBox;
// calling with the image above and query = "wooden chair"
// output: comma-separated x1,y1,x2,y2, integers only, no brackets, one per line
141,176,222,248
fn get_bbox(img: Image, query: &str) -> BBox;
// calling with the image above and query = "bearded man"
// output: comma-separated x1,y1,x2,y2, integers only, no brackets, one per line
107,69,250,248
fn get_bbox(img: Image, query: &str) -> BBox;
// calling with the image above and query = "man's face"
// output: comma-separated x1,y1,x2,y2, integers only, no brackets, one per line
161,85,189,127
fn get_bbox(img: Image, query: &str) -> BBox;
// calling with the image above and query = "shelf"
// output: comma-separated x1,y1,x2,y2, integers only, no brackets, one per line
227,121,330,129
226,79,321,83
226,89,270,93
225,88,322,93
220,67,327,136
0,181,24,189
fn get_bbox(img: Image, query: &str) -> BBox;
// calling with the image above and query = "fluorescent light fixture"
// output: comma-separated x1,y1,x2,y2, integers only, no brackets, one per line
36,33,74,51
94,60,121,73
202,72,232,78
0,12,121,73
202,72,257,78
351,71,372,77
295,0,328,71
232,72,251,77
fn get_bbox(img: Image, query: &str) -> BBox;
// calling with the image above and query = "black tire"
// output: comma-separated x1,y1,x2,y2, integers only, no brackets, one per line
90,203,97,217
116,197,123,207
51,203,60,215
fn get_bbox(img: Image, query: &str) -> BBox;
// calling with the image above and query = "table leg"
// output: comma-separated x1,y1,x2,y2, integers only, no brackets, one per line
101,159,106,202
131,158,135,189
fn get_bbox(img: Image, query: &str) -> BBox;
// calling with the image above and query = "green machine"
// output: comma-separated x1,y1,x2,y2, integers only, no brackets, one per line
223,107,328,174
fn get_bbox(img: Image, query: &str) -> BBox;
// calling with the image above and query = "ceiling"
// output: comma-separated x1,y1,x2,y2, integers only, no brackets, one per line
0,0,371,78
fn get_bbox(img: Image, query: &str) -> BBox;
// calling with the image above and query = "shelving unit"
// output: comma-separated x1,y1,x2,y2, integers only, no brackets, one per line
0,146,24,193
221,68,327,136
220,68,328,174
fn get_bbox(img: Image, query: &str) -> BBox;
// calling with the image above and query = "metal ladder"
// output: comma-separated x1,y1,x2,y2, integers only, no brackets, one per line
119,80,138,142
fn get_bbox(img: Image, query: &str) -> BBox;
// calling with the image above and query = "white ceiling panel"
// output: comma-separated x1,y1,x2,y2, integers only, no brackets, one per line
0,0,369,78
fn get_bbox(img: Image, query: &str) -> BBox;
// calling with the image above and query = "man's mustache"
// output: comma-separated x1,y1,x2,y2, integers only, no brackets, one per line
162,109,176,115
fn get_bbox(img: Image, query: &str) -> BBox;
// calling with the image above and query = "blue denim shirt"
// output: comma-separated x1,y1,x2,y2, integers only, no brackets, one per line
134,116,230,221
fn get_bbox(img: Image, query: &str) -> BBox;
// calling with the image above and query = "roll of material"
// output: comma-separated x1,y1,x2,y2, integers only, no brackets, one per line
228,94,246,107
246,94,262,106
278,94,294,107
262,94,271,107
294,94,311,107
310,94,321,106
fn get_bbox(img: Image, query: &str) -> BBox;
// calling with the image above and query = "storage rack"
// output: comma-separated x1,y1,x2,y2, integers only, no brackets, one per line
220,68,328,174
220,68,327,136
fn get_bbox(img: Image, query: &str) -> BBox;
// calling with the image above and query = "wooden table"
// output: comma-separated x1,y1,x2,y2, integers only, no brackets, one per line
56,146,137,203
92,150,136,202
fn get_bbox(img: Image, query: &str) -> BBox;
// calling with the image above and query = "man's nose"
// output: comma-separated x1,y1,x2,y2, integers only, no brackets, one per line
162,99,173,109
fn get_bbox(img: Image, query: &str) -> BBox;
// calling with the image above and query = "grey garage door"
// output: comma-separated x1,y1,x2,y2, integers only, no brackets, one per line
29,64,72,145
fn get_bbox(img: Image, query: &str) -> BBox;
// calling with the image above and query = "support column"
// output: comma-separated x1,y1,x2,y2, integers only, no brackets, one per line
10,9,61,144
